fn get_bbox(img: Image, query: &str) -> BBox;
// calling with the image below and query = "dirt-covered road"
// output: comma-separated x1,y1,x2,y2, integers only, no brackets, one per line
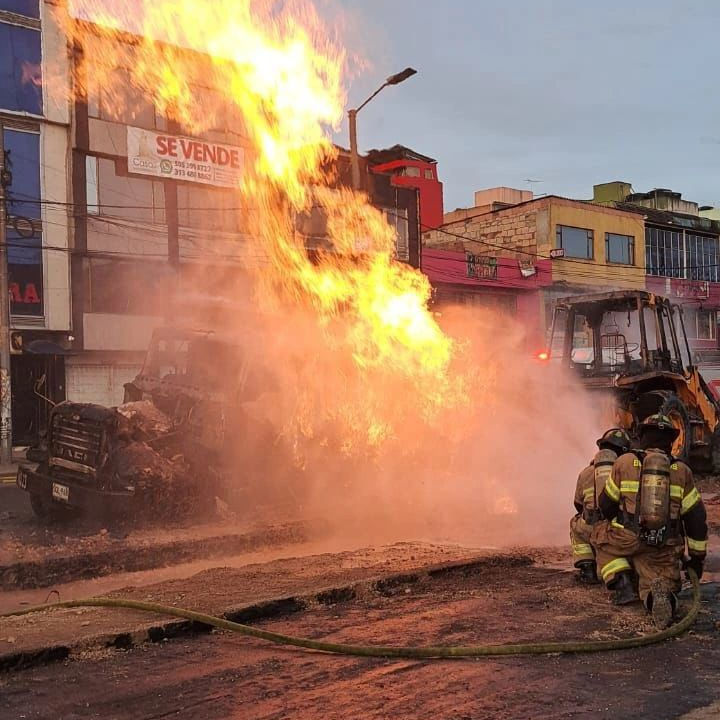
2,557,719,720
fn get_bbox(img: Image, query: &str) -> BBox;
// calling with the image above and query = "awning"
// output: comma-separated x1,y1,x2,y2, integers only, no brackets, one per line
24,340,75,355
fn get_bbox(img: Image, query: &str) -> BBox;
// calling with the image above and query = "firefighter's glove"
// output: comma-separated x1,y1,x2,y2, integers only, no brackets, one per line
683,555,704,582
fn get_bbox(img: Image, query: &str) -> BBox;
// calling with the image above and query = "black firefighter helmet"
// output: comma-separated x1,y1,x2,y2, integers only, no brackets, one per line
596,428,631,454
637,413,680,440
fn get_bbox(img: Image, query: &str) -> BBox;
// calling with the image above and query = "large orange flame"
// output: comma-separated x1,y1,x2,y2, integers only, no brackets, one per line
64,0,466,452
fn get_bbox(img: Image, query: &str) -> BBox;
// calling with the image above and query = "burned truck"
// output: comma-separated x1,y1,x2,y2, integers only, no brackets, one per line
17,327,270,523
549,290,720,471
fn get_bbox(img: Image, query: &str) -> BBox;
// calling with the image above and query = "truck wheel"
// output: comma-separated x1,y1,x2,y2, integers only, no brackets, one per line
659,394,691,460
29,492,63,523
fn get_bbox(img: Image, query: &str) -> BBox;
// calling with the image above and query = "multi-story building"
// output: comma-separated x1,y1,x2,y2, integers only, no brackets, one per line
64,19,258,406
422,187,646,349
1,0,72,445
366,144,443,231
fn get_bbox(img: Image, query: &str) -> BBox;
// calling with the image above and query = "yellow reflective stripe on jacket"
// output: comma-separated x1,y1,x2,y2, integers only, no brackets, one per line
620,480,639,493
572,542,593,557
583,488,594,499
600,557,631,581
610,519,625,530
681,487,701,515
670,484,684,500
687,537,708,553
605,476,620,502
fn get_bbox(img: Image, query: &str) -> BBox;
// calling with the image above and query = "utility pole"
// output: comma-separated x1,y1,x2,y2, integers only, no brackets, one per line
348,108,360,191
0,126,13,464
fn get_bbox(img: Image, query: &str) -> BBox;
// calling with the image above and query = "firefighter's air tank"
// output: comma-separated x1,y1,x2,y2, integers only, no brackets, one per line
593,449,617,504
638,451,671,530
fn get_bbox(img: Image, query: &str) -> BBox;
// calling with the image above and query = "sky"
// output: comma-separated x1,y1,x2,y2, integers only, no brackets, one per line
334,0,720,212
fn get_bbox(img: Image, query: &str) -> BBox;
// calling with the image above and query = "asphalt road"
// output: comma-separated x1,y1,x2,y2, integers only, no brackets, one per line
0,486,32,523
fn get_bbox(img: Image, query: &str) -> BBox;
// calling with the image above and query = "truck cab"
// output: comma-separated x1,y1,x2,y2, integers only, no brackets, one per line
16,327,255,522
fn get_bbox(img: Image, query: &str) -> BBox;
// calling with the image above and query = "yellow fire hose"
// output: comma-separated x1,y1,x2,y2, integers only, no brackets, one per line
1,569,701,659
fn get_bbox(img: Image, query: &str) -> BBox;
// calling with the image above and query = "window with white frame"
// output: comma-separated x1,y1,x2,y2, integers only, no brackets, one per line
645,226,720,281
687,233,719,282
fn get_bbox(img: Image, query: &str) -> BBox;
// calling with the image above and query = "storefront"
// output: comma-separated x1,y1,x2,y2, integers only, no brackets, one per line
421,248,552,350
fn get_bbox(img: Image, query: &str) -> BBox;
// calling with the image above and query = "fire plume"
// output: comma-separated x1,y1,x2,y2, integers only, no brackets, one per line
64,0,465,452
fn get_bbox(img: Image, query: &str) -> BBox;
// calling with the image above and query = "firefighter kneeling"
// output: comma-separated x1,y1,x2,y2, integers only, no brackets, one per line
571,428,631,584
593,414,708,629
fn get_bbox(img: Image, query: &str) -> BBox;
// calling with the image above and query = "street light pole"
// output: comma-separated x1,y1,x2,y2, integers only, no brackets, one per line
0,127,12,464
348,67,417,190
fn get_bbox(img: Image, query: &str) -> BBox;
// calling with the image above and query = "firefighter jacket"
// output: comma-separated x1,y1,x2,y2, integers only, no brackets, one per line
598,450,708,558
573,463,594,515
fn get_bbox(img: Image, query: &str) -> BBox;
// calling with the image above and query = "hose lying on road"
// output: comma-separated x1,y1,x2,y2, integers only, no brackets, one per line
1,570,701,659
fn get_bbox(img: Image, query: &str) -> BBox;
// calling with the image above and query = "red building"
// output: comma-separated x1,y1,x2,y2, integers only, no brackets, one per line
422,248,553,351
367,145,444,230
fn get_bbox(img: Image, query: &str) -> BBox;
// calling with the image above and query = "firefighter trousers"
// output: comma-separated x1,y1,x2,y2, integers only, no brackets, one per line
591,522,683,604
569,514,595,567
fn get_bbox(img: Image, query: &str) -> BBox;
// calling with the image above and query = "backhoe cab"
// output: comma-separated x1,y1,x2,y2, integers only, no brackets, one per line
550,290,720,471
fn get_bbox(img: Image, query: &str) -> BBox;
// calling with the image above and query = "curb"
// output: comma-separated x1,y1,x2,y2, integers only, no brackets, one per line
1,521,310,591
0,553,533,673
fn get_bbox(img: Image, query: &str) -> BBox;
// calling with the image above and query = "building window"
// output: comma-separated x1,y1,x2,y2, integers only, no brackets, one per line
0,1,40,17
686,233,719,282
645,227,683,278
4,127,42,317
177,184,241,233
87,157,166,224
697,309,716,341
605,232,634,265
0,21,42,115
645,227,719,281
403,166,421,177
89,259,171,315
556,225,593,259
88,67,157,128
424,169,434,180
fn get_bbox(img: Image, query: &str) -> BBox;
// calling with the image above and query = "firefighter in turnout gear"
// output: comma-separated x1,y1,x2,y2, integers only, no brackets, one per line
593,414,708,629
570,429,631,584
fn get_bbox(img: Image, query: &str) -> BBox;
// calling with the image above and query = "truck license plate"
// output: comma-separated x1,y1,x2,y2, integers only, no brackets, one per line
52,482,69,502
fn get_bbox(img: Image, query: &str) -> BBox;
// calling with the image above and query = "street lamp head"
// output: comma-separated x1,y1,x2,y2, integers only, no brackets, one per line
386,67,417,86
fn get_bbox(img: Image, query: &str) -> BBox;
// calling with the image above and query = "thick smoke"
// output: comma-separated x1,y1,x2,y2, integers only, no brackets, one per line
210,286,604,548
61,0,605,547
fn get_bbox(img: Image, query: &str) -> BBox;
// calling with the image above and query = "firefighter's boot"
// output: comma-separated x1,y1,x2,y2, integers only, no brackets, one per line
611,571,639,605
648,578,675,630
577,560,600,585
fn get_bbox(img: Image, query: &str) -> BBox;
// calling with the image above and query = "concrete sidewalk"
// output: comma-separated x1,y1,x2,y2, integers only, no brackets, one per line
0,449,31,485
